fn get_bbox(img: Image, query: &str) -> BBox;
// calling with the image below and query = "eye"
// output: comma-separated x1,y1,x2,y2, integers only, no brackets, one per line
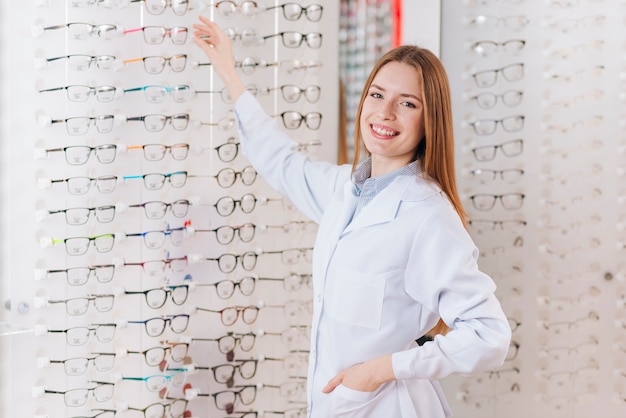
370,92,382,99
401,101,417,108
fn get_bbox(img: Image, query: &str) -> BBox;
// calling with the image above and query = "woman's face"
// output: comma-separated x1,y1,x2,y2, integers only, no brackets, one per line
360,61,425,175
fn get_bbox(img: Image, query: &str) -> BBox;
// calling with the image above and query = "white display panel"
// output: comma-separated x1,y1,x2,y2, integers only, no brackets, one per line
0,1,339,417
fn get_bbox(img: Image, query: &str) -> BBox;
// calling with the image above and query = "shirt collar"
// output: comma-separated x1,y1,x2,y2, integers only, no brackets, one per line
352,158,420,195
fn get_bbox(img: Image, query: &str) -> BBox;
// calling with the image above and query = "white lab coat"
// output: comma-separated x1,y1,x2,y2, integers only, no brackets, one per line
234,92,512,417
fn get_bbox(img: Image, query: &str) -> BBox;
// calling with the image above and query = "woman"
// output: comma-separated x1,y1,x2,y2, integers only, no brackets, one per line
193,16,511,418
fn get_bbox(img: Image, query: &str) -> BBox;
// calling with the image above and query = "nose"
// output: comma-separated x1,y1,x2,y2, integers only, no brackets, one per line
377,100,396,120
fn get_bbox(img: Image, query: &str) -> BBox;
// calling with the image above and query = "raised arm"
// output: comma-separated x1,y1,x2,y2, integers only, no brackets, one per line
192,16,247,103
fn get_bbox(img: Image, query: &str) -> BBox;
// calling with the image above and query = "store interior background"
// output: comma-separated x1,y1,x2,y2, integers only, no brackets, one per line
1,0,625,417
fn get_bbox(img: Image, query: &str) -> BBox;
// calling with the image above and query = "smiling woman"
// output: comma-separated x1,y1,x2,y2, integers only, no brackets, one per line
192,16,511,417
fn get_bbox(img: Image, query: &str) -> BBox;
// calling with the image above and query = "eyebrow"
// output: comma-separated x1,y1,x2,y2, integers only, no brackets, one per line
370,83,422,102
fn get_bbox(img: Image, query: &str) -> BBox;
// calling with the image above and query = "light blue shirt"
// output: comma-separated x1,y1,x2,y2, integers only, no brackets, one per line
352,158,420,218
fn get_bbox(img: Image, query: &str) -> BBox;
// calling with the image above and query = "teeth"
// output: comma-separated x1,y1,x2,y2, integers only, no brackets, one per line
372,125,396,136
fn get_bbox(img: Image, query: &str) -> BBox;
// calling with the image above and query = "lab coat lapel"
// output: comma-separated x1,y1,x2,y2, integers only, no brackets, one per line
342,175,442,235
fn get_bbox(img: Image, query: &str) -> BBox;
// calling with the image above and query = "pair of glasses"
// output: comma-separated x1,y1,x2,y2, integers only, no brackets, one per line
263,31,322,48
197,305,260,326
467,15,530,31
128,314,190,337
127,113,189,132
124,26,188,45
126,225,188,249
267,3,323,21
127,399,188,418
48,175,118,195
124,285,190,309
198,359,258,387
43,54,116,71
124,84,191,103
469,115,525,135
469,167,525,183
264,247,314,265
39,84,117,102
124,54,187,74
123,171,188,190
127,143,190,161
276,111,322,130
199,276,257,299
44,381,114,407
213,193,258,216
193,332,256,358
41,144,117,165
268,84,321,103
48,324,117,346
44,205,116,225
132,342,189,367
225,27,261,46
50,115,114,135
469,89,524,109
196,223,256,245
469,193,525,211
122,369,187,392
39,22,118,39
471,63,524,88
470,139,524,162
46,352,116,376
262,273,313,292
42,264,116,286
471,39,526,57
49,234,115,256
203,251,259,273
129,199,191,219
199,385,257,413
123,256,189,277
131,0,189,15
212,0,259,18
47,294,115,315
214,166,257,188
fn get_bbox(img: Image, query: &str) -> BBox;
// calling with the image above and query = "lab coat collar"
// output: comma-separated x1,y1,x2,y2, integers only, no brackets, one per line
342,174,442,234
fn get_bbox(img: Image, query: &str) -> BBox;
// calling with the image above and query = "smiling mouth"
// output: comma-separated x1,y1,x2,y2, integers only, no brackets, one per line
371,124,399,137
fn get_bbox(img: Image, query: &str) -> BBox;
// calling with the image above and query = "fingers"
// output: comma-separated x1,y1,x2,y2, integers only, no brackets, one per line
322,373,343,394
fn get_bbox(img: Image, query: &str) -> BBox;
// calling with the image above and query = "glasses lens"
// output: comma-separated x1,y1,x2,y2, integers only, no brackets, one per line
170,315,189,333
94,234,115,252
145,0,166,14
168,143,189,160
95,324,116,342
144,56,167,74
143,144,167,161
171,343,189,362
169,55,187,72
145,347,166,366
94,265,115,282
144,85,168,103
144,174,166,190
94,295,115,312
172,84,191,102
65,85,90,102
168,171,187,188
142,26,167,44
240,194,257,213
240,166,257,185
171,0,189,15
216,141,238,163
143,201,167,219
171,113,189,130
64,208,90,225
171,200,190,217
145,288,168,308
215,197,235,216
63,357,89,375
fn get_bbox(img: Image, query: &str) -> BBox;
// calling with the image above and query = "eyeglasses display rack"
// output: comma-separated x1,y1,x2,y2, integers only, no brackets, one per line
0,1,339,417
441,1,625,417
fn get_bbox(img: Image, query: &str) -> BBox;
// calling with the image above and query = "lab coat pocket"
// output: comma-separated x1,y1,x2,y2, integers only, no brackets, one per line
331,383,395,418
326,270,394,329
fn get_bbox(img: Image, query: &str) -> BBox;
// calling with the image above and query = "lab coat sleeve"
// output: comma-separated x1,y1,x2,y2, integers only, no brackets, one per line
233,91,350,224
392,198,512,380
